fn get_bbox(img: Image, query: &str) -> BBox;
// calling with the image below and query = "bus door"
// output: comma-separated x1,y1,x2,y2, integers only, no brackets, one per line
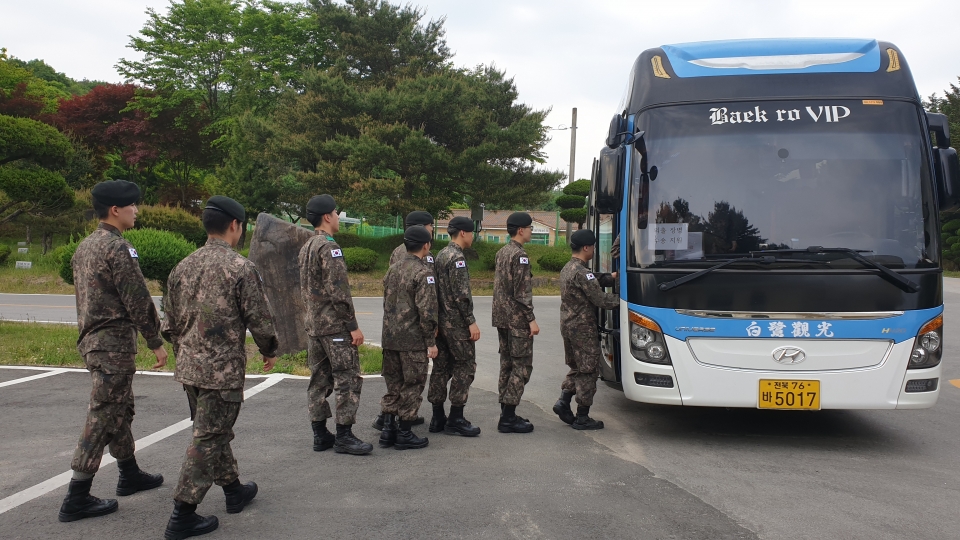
590,149,624,385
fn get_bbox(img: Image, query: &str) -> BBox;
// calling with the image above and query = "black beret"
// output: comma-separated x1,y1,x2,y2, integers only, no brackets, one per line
205,195,246,222
506,212,532,228
447,216,474,233
91,180,140,207
306,194,336,216
404,225,432,244
405,211,434,227
570,229,597,249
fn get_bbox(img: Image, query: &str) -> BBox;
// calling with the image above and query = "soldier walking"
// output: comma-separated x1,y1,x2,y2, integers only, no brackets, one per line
59,180,167,523
299,194,373,455
378,225,438,450
554,230,619,430
161,196,279,539
427,216,481,437
492,212,539,433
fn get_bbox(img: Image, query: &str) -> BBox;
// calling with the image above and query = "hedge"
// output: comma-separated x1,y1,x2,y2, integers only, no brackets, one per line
52,241,79,284
136,205,206,246
343,247,378,272
537,251,569,271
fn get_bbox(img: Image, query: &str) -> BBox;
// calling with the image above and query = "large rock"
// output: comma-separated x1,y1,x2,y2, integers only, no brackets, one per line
248,213,314,355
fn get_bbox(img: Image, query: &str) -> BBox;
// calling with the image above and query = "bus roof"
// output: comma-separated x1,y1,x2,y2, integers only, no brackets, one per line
620,39,919,114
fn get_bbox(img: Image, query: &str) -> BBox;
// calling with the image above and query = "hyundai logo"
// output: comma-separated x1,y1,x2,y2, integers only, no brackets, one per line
772,346,806,365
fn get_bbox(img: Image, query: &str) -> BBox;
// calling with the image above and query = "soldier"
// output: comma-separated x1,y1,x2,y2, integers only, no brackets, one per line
427,216,481,437
161,196,279,540
554,229,619,430
378,225,438,450
492,212,539,434
58,179,166,523
299,194,373,456
374,210,433,430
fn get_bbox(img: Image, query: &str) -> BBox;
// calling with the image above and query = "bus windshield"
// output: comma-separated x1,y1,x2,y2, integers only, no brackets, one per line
628,99,938,270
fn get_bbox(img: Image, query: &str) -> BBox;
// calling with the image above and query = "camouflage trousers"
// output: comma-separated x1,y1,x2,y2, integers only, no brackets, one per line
174,385,242,505
307,335,363,425
427,334,476,407
71,351,136,474
380,349,428,422
497,328,534,407
561,334,602,407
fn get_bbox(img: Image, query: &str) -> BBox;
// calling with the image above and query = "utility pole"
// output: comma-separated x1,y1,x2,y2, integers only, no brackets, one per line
565,107,577,244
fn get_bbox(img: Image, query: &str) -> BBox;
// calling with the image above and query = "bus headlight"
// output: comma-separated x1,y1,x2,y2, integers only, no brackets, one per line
628,311,671,365
908,315,942,369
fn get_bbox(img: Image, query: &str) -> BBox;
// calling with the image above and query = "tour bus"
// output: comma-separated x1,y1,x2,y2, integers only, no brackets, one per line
588,39,959,410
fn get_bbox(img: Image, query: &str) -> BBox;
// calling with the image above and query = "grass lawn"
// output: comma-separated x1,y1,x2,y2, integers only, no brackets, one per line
0,321,383,375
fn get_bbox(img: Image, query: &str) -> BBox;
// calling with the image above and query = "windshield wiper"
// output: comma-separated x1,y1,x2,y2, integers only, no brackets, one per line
752,246,920,293
659,255,779,291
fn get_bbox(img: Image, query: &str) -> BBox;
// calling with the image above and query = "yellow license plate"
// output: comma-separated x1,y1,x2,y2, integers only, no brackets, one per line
758,380,821,410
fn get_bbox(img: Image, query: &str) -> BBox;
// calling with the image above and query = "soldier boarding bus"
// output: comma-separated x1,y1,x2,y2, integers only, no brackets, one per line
588,39,959,410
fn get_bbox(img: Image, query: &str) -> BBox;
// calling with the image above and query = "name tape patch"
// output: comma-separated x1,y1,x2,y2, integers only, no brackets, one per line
586,273,595,280
455,260,466,269
128,248,139,258
519,257,529,265
331,249,343,257
427,276,435,284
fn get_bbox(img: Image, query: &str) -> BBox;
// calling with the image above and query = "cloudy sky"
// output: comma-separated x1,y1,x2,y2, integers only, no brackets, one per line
3,0,959,180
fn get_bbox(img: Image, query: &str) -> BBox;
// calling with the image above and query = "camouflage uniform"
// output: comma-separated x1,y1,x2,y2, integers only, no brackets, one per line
390,243,434,267
298,232,363,426
559,257,618,407
492,240,536,406
70,223,164,474
428,242,476,407
380,254,438,421
162,238,278,505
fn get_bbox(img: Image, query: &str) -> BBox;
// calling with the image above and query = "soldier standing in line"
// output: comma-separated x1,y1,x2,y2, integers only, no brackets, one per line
374,210,433,430
427,216,481,437
58,179,167,523
299,194,373,456
378,225,438,450
554,229,619,430
160,196,279,540
492,212,539,434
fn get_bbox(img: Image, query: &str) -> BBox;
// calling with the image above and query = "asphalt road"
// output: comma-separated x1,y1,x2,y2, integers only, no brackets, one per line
1,288,959,539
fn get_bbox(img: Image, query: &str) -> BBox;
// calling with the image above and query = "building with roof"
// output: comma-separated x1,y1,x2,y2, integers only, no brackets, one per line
436,209,566,246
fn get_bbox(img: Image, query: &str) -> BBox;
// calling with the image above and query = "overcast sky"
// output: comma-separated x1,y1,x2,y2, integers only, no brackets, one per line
3,0,959,181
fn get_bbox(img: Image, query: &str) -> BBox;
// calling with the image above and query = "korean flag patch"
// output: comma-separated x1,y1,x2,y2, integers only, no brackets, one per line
426,256,435,263
427,276,435,284
586,273,596,281
519,257,529,265
331,249,343,258
455,260,466,269
128,248,139,259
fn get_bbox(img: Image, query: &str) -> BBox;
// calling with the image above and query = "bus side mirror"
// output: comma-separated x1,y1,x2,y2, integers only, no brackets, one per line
934,146,960,211
606,115,626,149
928,112,950,148
596,145,624,213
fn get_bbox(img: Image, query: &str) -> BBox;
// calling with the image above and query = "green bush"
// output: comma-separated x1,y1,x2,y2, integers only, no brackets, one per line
342,247,378,271
333,232,364,248
0,244,10,265
136,205,207,246
563,178,592,198
947,236,960,246
560,208,587,225
537,250,569,271
53,241,79,284
942,219,960,234
123,229,197,288
555,194,586,209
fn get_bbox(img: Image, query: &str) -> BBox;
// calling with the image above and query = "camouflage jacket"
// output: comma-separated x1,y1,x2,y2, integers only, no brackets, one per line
435,242,475,340
381,253,438,351
560,257,618,336
73,222,164,355
298,232,359,337
492,240,535,330
162,238,279,390
390,243,434,267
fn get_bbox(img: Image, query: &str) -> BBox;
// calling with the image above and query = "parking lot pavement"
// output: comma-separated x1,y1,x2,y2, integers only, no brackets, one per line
0,370,755,540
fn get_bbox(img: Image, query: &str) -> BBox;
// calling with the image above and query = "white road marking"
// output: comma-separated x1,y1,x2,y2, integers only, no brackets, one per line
0,374,287,515
0,365,379,379
0,369,68,388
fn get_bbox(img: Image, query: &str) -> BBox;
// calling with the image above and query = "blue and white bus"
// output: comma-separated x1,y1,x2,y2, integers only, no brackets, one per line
589,39,959,410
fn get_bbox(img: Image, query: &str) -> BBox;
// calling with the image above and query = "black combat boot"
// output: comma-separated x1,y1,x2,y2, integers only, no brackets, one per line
497,405,534,433
552,391,575,425
444,405,481,437
116,456,164,496
222,479,258,514
164,500,219,540
312,420,335,451
394,419,429,450
58,478,118,522
428,404,447,433
571,405,604,430
334,423,373,455
374,412,423,430
378,413,398,448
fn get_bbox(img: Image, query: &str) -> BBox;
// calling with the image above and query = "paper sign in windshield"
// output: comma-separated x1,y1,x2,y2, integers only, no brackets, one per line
649,223,688,250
